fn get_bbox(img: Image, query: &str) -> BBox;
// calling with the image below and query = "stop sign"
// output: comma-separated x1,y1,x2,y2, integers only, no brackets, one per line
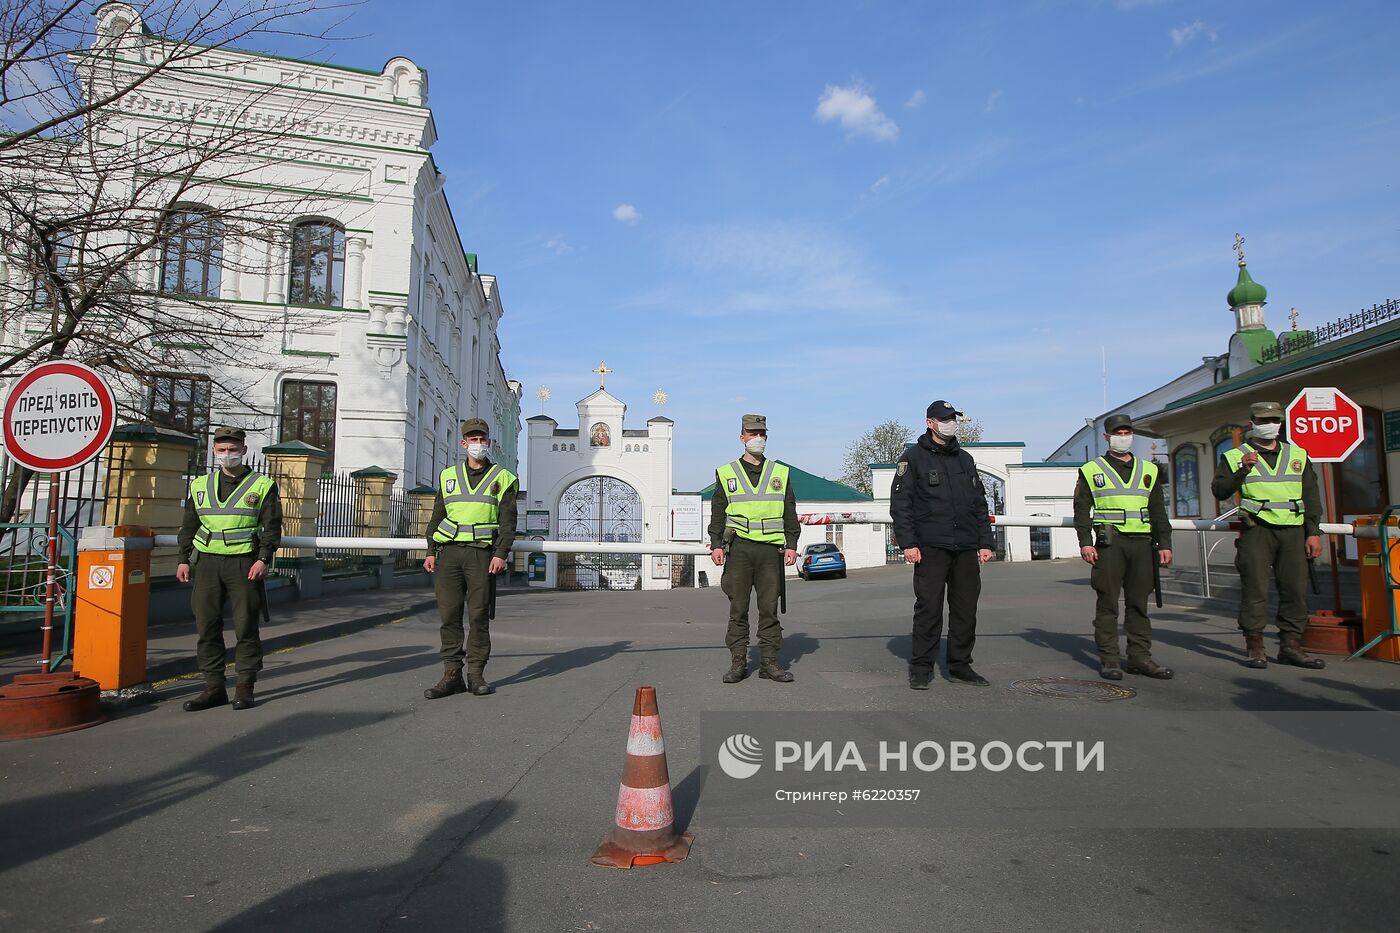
1285,387,1364,462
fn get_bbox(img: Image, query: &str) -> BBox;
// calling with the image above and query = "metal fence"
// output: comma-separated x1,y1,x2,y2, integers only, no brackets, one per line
0,448,113,670
1260,298,1400,363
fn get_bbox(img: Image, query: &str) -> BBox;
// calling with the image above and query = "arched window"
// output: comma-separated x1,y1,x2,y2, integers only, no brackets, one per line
552,444,558,451
31,228,73,313
1210,426,1243,514
289,220,345,306
625,444,632,453
159,207,222,297
643,444,649,452
1172,445,1201,518
569,444,576,451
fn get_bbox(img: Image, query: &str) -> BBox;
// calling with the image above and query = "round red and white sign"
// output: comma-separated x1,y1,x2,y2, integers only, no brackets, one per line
3,361,117,473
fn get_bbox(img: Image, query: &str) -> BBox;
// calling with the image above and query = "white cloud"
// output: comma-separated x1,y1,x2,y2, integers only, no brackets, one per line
905,89,926,110
815,82,899,142
544,236,572,255
870,175,891,192
612,204,641,224
984,89,1003,113
1115,0,1171,9
1170,20,1218,48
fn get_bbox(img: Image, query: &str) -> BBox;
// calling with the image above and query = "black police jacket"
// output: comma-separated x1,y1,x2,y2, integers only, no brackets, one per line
890,431,995,552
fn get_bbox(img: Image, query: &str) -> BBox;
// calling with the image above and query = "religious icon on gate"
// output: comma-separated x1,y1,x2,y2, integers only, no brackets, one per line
590,422,610,447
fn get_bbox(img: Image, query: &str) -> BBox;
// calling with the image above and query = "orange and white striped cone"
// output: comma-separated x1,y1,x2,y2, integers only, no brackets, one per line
590,685,695,869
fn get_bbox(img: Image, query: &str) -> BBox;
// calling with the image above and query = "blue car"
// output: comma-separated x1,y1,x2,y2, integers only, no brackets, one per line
798,542,846,580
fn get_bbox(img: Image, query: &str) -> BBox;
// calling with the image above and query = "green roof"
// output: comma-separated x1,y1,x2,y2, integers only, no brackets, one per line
1232,327,1278,366
699,461,872,502
1164,317,1400,412
1228,264,1267,308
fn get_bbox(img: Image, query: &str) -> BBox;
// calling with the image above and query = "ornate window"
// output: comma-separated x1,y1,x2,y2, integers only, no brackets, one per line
591,422,610,447
1210,426,1243,512
148,375,212,466
279,379,338,467
288,220,345,307
1172,445,1201,518
159,207,222,297
31,229,73,314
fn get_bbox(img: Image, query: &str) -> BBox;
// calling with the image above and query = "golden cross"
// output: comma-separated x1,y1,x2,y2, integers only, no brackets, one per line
592,360,613,388
1289,307,1299,331
1233,232,1246,265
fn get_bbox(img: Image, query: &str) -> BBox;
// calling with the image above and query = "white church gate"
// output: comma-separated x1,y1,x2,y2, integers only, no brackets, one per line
556,476,643,590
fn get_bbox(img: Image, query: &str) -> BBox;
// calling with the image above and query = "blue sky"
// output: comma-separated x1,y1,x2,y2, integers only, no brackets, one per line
282,0,1399,489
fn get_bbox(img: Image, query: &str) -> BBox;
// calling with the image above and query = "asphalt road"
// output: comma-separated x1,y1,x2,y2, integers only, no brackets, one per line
2,560,1398,932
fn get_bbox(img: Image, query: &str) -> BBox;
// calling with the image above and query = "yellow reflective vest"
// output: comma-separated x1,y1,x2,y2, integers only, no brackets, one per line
190,470,275,555
716,458,790,545
1224,443,1307,526
433,462,516,544
1080,456,1158,535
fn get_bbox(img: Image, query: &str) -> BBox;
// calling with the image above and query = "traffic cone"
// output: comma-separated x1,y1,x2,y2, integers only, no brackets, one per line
590,686,694,869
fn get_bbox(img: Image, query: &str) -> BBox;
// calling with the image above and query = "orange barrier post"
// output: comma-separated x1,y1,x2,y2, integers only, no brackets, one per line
73,526,153,691
590,686,694,869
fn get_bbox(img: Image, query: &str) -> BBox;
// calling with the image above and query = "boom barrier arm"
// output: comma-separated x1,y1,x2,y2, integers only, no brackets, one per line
150,514,1373,555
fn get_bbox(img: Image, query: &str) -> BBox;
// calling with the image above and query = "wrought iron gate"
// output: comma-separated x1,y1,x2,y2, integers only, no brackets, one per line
556,476,643,590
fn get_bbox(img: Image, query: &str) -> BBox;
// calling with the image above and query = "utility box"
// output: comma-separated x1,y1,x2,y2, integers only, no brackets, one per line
1356,514,1400,663
73,526,153,689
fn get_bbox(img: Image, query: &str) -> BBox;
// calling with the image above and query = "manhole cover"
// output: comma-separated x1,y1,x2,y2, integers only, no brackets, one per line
1009,677,1137,701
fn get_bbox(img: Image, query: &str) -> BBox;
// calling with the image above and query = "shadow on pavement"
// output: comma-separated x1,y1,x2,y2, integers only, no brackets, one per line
0,710,403,873
1018,626,1098,672
1229,676,1377,711
491,640,632,687
253,645,436,703
770,631,819,669
1301,676,1400,711
671,764,708,834
208,798,517,933
1150,627,1242,665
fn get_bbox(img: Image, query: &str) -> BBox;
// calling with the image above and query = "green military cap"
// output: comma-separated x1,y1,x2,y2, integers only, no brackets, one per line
1103,413,1133,433
211,426,246,443
1249,401,1284,420
741,413,767,432
461,418,490,437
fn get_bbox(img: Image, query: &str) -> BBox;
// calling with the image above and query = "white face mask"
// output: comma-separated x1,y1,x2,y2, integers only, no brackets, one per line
744,436,767,455
466,442,488,460
213,452,243,470
935,418,959,438
1108,434,1134,454
1251,422,1281,441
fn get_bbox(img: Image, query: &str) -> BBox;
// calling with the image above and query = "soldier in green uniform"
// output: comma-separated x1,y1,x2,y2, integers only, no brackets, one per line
423,418,518,698
1210,401,1325,669
1074,414,1174,681
176,427,282,711
708,414,799,684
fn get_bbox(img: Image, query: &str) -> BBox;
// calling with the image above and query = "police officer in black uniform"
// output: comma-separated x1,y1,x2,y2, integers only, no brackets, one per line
890,400,995,690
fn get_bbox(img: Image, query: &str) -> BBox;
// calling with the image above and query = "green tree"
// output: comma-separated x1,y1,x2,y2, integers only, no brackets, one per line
840,420,914,495
957,416,985,444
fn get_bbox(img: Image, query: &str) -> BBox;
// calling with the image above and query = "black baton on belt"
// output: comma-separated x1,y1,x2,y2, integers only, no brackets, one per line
1151,538,1163,609
488,567,498,620
1307,558,1320,595
778,547,787,614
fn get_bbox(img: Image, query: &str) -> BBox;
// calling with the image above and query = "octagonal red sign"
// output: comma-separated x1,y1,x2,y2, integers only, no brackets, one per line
1285,387,1364,463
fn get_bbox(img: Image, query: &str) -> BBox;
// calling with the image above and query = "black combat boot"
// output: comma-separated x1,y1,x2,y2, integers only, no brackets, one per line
466,671,495,696
231,683,256,710
424,670,467,699
1279,638,1325,669
183,683,228,712
1099,660,1123,681
1124,657,1174,679
758,658,793,683
722,656,749,684
1243,632,1268,669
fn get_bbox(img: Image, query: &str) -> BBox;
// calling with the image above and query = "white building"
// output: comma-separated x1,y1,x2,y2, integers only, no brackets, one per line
0,3,521,482
523,379,676,590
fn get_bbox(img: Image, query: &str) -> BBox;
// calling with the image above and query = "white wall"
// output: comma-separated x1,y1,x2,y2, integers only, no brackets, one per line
523,393,675,590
